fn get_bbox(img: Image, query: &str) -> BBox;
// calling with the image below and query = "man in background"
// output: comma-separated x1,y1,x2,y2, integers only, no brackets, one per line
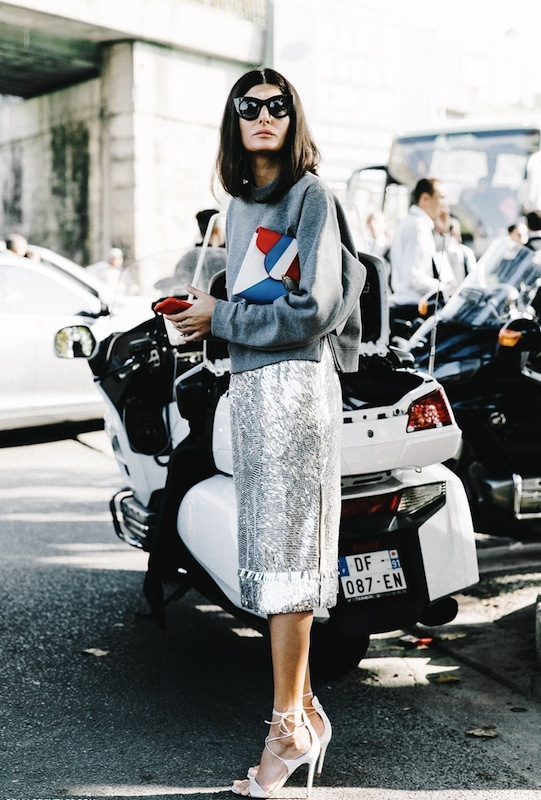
5,233,29,257
525,210,541,251
86,247,129,300
389,177,456,329
155,209,226,296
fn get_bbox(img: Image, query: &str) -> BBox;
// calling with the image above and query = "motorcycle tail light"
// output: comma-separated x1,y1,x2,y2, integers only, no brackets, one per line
498,327,522,347
407,388,453,432
341,482,446,520
341,491,402,518
397,482,446,516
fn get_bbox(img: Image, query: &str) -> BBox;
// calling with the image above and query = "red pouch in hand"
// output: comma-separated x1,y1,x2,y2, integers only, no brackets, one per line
154,297,192,314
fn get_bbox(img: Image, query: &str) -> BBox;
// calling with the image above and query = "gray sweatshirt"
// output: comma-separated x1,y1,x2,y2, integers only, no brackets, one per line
211,172,365,373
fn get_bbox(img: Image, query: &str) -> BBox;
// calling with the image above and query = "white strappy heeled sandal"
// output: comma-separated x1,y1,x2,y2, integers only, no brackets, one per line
303,691,332,776
232,707,320,798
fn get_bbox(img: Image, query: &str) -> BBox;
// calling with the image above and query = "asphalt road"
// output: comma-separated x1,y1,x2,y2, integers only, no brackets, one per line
1,426,540,800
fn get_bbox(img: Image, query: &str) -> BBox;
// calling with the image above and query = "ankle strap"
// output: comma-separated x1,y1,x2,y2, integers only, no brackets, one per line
271,707,302,717
266,707,303,724
265,707,306,734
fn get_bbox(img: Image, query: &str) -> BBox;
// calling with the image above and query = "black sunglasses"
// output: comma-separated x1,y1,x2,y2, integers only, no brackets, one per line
233,94,292,121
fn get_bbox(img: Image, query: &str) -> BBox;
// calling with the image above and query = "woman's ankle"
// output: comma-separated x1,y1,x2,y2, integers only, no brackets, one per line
267,710,311,756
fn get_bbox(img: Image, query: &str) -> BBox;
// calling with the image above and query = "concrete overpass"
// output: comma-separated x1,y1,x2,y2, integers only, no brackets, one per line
0,0,268,262
0,0,267,97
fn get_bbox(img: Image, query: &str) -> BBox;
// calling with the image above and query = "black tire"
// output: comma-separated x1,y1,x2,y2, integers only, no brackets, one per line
310,621,369,680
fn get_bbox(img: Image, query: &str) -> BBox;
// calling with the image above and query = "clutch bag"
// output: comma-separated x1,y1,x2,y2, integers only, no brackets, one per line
232,227,300,304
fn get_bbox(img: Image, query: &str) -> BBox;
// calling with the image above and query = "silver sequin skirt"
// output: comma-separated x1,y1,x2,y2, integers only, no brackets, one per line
229,342,342,615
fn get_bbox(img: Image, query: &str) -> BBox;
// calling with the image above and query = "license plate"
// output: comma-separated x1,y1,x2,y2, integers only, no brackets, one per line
338,549,407,602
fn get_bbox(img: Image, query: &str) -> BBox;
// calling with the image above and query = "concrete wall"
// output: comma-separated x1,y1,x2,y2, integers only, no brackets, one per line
0,22,260,263
0,79,102,264
129,43,240,258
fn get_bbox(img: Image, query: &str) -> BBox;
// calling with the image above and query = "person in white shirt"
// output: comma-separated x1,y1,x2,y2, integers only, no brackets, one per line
434,210,476,288
389,178,455,328
365,210,390,260
87,247,134,301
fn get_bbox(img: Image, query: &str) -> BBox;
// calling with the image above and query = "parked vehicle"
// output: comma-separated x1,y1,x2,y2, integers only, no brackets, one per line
0,251,108,431
0,250,148,431
55,249,478,677
406,239,541,536
348,121,541,256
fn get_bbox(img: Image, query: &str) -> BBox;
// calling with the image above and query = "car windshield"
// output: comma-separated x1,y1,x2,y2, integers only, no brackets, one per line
440,240,541,326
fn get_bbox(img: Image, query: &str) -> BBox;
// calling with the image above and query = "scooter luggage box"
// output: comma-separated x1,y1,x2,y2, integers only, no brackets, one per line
212,382,461,478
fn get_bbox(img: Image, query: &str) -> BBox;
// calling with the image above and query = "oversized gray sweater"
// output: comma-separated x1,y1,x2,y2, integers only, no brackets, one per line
211,172,366,373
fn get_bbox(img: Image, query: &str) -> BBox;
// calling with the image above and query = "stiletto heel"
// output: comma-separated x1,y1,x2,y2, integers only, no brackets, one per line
303,691,332,776
232,707,320,798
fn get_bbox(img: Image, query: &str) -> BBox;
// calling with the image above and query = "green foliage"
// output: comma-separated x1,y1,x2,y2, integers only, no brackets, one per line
51,121,90,264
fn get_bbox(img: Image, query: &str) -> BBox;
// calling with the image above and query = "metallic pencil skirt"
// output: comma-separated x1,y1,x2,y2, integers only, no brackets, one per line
229,342,341,615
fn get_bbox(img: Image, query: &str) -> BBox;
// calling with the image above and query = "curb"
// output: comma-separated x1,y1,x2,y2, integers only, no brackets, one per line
476,541,541,577
476,541,541,671
414,539,541,701
537,595,541,669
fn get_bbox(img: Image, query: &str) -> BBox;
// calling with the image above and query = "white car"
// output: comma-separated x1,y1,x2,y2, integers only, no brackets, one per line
0,251,148,431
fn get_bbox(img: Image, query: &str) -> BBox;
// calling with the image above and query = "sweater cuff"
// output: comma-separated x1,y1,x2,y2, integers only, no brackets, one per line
211,298,233,340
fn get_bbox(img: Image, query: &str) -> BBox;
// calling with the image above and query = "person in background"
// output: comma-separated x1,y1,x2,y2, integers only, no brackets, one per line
162,66,365,798
86,247,129,299
195,208,225,248
525,211,541,251
364,209,391,289
154,208,227,296
25,246,42,262
5,233,29,257
365,210,390,260
508,220,529,246
434,210,475,287
389,177,456,326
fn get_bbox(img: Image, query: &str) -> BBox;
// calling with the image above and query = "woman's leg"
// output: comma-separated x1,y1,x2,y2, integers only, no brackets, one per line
232,610,316,795
302,663,325,740
270,610,312,710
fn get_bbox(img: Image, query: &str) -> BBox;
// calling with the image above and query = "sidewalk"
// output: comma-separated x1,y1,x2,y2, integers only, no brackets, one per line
414,536,541,702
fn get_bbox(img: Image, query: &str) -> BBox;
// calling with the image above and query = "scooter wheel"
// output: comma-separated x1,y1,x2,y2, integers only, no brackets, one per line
310,621,369,680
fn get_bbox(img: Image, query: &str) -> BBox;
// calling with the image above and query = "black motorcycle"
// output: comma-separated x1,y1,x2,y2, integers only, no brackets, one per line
406,240,541,536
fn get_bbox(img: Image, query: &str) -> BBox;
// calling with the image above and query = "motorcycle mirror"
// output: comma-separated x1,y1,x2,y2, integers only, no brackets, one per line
54,325,97,359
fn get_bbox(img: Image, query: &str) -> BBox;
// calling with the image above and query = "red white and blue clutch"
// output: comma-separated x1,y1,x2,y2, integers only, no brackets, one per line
232,227,300,304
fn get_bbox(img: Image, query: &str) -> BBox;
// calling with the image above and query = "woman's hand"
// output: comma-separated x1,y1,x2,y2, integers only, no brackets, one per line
165,284,217,342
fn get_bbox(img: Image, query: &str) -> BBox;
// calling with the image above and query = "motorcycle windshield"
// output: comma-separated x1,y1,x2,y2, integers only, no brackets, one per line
90,213,228,331
99,247,226,306
439,239,541,327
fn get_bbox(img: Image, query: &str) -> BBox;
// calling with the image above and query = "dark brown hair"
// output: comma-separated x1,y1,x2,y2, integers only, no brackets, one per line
215,68,320,203
413,177,441,205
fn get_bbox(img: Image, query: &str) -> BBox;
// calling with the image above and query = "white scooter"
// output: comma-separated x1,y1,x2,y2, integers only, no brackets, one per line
55,250,479,678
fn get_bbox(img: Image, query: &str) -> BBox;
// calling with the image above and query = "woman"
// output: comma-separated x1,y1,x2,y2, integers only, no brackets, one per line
165,68,365,798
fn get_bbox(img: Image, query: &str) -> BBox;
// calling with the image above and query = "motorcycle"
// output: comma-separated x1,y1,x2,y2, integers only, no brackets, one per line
406,239,541,536
55,249,479,678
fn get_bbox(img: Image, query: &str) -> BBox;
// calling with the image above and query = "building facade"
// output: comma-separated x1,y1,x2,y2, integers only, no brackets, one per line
1,0,541,263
